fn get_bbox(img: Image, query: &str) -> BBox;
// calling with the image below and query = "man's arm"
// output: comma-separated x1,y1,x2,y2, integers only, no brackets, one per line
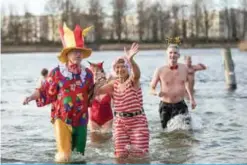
23,89,40,105
193,63,207,71
150,68,160,95
185,68,196,109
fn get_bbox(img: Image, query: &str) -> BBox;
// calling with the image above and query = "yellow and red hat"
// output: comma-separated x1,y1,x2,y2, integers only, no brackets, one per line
58,23,93,63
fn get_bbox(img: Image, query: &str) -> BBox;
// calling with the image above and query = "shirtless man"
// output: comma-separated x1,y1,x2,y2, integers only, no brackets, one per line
150,42,196,129
185,56,207,94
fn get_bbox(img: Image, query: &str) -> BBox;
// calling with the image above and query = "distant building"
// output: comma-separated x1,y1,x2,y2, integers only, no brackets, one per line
38,15,62,42
207,11,226,39
123,14,139,40
208,8,245,39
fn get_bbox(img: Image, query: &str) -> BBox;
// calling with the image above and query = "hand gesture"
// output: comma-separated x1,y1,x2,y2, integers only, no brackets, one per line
190,99,197,109
124,43,139,61
150,89,158,96
23,96,32,105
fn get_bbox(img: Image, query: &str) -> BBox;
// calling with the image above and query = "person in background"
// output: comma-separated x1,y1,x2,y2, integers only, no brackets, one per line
88,61,113,133
184,56,207,94
36,68,49,88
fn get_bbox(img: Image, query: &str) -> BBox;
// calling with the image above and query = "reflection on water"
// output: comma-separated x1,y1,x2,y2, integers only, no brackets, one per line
1,49,247,164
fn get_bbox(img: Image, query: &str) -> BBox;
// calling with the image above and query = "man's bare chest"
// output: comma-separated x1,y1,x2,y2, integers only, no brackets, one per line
160,70,186,85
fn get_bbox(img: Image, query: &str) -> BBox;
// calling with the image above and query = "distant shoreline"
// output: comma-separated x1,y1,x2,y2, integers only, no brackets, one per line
1,43,239,54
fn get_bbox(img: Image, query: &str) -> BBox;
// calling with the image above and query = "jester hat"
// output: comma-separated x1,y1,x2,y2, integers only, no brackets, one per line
58,23,93,63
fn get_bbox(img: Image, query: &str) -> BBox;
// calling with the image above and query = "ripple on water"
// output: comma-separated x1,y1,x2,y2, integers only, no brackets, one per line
214,127,237,132
228,122,243,127
221,136,243,141
204,111,215,115
1,50,247,164
0,101,8,104
1,157,35,164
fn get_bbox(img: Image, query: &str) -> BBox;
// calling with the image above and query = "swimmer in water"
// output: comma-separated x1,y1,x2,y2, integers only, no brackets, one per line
184,56,207,95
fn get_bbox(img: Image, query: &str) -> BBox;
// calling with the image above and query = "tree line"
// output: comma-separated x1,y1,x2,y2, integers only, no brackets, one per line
1,0,247,45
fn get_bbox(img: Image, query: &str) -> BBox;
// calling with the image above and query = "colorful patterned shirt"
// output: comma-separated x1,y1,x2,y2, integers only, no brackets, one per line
36,64,94,127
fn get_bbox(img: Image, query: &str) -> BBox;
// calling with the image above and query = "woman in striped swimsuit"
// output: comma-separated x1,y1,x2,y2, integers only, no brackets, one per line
95,43,149,159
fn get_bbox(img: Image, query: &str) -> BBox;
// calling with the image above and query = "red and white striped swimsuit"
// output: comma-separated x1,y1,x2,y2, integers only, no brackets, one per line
113,79,149,157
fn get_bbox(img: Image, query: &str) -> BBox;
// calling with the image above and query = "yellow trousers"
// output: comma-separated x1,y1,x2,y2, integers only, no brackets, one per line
53,119,87,163
54,119,72,163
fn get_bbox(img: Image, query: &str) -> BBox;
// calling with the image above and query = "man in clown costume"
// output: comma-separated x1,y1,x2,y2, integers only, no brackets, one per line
23,23,94,163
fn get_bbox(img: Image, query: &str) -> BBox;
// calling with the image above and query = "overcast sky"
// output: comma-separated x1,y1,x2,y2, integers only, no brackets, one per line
1,0,242,16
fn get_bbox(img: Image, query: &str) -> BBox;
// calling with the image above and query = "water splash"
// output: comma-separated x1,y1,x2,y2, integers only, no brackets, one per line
69,151,86,163
165,113,203,132
190,113,204,131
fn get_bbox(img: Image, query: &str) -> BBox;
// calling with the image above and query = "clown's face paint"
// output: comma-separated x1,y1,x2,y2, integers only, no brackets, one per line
167,47,180,65
67,49,83,65
114,60,129,80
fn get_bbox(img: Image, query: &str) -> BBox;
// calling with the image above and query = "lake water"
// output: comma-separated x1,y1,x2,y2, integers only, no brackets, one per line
1,49,247,164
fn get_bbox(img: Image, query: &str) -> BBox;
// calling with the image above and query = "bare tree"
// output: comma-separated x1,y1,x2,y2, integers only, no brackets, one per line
137,0,152,41
230,8,237,40
187,3,195,38
45,0,63,42
45,0,62,15
88,0,104,43
192,0,203,38
170,3,180,37
45,0,79,28
221,0,231,40
180,4,188,39
1,5,8,42
148,2,159,41
112,0,128,42
62,0,70,24
7,4,22,44
201,0,215,40
123,16,129,40
157,0,170,41
240,0,247,39
137,0,146,41
69,1,84,28
23,4,34,43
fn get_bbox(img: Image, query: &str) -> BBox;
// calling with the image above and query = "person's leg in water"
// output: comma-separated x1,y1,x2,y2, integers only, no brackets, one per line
170,101,190,125
101,119,113,133
159,101,172,129
54,119,72,163
114,119,130,159
128,116,149,157
159,101,190,129
88,120,101,132
72,125,87,155
114,116,149,164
